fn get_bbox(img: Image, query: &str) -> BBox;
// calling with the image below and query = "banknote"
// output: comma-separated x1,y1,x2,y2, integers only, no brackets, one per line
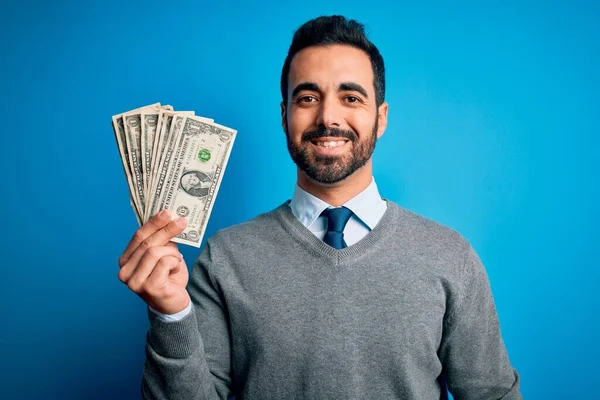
146,110,198,221
112,103,236,246
146,113,186,221
122,104,170,215
123,112,147,214
140,111,160,199
149,110,167,188
159,116,237,247
112,102,160,219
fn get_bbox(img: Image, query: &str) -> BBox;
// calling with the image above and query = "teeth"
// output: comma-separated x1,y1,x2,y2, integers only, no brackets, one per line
316,141,345,148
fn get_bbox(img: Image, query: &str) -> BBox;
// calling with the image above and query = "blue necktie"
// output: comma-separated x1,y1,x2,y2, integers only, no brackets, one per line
321,207,353,249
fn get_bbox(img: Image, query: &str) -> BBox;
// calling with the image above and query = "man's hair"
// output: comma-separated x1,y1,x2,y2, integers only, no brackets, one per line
280,15,386,107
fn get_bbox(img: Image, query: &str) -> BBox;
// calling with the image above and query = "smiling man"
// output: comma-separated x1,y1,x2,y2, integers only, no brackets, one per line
118,15,521,399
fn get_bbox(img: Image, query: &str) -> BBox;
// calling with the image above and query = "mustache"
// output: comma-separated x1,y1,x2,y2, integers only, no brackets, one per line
301,127,357,142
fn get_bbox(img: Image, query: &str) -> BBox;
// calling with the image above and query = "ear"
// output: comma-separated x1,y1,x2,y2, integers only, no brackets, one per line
280,101,287,134
376,101,388,139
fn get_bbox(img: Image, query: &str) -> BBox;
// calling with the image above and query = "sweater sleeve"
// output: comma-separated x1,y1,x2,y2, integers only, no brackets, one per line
439,242,522,400
141,240,233,400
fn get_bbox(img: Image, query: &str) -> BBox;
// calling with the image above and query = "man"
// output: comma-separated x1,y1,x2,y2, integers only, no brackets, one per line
118,15,521,399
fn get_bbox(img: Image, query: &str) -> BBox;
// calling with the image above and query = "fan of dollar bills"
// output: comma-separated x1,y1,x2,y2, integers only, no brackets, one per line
111,103,237,247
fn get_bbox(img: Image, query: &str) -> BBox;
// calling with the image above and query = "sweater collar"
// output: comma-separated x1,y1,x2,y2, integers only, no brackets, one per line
277,199,400,263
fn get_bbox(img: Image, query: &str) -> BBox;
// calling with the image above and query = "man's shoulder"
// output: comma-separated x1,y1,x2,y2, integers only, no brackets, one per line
387,200,471,255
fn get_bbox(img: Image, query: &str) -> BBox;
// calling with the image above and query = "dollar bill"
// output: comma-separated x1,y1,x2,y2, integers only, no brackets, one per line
145,105,177,203
159,115,237,247
112,102,160,219
112,116,141,219
147,113,206,221
123,113,147,214
144,111,202,220
148,110,197,209
149,110,167,190
123,104,164,216
141,111,160,199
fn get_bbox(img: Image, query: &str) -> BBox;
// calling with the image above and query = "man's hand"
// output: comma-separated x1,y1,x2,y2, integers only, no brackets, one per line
118,210,190,315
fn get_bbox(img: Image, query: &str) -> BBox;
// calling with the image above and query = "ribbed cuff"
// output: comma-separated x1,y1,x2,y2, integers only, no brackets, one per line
147,304,200,359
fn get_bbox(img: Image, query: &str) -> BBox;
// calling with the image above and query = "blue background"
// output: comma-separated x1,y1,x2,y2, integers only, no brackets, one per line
1,0,598,398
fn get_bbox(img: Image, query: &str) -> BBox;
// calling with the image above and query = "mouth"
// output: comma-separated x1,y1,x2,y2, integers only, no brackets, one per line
306,137,350,156
309,137,350,148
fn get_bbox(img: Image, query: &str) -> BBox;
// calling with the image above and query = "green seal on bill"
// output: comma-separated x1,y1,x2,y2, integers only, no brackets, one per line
198,149,211,163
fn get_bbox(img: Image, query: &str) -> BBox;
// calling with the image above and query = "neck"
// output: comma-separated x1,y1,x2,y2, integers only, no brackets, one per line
296,160,374,207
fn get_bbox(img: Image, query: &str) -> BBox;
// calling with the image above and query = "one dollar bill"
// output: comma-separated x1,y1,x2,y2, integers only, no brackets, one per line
159,115,237,247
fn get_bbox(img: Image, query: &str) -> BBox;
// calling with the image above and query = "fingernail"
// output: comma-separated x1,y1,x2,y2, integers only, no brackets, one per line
176,217,186,227
159,210,169,219
179,253,184,259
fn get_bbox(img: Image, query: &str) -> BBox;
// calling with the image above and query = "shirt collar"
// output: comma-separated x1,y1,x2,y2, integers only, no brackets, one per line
289,184,331,229
343,180,386,230
289,178,386,230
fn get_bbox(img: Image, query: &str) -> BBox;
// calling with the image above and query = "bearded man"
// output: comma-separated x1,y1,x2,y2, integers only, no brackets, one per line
118,15,521,400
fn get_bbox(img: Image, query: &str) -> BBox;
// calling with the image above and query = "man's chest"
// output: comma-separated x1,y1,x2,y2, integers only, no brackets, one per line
223,257,452,369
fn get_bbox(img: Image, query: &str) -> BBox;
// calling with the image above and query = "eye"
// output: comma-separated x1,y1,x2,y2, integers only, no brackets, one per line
344,96,361,104
298,95,318,103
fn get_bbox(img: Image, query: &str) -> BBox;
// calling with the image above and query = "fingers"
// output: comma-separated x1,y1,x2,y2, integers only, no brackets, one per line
164,241,178,249
144,256,182,299
147,217,187,247
121,217,186,270
118,246,182,289
120,209,171,266
119,210,187,267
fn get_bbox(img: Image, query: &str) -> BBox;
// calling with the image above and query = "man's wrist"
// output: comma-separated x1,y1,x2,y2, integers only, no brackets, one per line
148,298,192,322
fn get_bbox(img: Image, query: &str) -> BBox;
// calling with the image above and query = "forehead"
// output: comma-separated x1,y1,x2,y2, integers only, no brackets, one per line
288,44,374,92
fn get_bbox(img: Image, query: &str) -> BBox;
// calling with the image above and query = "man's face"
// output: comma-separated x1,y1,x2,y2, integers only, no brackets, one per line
282,44,387,184
184,174,201,187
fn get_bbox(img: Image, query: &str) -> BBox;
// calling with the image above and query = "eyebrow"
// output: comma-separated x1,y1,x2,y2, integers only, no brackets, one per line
291,82,321,99
290,81,370,100
338,82,369,99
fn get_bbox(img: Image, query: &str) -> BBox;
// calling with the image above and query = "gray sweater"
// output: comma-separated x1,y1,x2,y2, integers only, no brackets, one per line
142,201,521,399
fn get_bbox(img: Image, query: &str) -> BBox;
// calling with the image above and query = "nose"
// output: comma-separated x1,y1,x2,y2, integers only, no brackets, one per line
315,96,342,129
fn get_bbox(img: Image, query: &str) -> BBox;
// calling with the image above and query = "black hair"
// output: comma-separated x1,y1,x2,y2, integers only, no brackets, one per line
280,15,385,107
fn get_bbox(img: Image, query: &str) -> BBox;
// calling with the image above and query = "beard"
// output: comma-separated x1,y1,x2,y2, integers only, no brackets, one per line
286,119,378,184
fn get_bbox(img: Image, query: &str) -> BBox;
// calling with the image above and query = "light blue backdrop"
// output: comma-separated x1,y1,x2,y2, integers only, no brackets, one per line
1,0,598,398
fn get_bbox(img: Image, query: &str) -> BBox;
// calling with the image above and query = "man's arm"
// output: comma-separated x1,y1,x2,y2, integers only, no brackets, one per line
149,301,192,322
439,242,521,400
142,240,233,399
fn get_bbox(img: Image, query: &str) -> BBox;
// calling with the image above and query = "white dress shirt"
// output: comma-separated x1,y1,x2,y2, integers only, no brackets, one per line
289,178,387,246
151,178,387,322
